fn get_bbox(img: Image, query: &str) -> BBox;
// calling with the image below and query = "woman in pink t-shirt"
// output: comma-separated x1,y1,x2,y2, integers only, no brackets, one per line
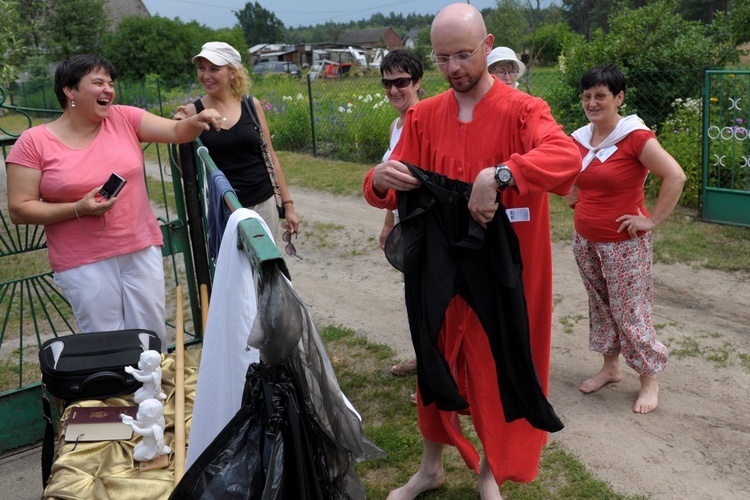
6,54,223,350
567,65,686,414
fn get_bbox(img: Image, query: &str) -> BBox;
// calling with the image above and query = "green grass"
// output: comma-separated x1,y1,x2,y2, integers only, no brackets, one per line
0,112,51,138
323,325,645,499
277,150,369,196
664,333,750,372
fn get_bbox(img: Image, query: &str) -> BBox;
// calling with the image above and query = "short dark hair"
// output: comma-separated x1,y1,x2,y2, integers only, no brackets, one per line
580,65,626,96
380,49,424,80
54,54,117,109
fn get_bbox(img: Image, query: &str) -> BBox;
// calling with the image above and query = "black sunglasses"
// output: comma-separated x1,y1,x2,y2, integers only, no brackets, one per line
381,77,413,89
282,230,302,259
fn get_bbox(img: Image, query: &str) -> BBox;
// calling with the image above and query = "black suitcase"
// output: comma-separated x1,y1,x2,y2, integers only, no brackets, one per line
39,329,161,401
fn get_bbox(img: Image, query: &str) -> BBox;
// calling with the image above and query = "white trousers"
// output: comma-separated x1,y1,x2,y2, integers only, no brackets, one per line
54,246,167,351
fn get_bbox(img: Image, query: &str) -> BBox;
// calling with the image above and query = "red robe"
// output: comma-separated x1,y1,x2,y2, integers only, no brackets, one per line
363,79,580,484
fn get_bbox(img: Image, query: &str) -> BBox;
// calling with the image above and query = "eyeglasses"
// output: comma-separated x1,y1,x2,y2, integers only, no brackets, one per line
579,91,613,103
282,230,302,259
430,35,488,65
495,71,518,77
381,77,413,89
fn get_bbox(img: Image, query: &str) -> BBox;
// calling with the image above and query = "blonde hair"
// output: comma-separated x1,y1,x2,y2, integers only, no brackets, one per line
230,65,251,101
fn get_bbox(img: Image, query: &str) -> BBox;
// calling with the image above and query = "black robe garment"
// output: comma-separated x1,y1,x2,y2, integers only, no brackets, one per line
385,163,563,433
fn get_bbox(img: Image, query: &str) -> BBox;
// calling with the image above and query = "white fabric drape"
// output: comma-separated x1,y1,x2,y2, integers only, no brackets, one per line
186,209,271,468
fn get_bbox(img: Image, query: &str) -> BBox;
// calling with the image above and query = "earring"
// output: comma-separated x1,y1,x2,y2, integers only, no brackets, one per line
71,99,76,108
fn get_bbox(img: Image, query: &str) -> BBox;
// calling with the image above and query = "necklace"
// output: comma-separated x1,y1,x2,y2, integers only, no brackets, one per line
61,119,101,149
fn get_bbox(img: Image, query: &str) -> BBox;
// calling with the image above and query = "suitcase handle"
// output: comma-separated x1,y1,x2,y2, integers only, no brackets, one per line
79,371,129,392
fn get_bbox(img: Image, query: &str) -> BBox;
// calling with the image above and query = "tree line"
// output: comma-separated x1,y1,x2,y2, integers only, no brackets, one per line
1,0,749,101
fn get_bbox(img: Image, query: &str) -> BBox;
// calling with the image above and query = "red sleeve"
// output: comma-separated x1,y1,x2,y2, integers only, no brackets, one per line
503,97,581,197
362,107,420,210
362,167,397,210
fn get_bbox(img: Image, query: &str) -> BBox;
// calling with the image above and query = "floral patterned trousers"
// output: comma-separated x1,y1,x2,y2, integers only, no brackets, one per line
573,231,668,375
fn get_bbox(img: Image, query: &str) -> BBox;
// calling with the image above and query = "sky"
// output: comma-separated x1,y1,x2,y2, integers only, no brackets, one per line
140,0,500,30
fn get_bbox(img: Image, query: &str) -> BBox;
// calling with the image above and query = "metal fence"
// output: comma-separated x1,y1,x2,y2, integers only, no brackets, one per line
8,68,701,147
7,67,709,206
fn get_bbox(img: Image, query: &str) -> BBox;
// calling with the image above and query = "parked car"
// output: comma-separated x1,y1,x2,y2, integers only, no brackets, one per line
252,61,301,78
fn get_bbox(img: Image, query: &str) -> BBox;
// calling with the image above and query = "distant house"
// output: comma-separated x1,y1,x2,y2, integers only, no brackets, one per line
104,0,150,30
402,28,420,49
339,27,403,50
250,43,302,65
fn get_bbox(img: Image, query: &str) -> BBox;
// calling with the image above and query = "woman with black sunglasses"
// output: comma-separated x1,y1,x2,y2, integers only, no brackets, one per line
378,50,424,404
379,49,424,253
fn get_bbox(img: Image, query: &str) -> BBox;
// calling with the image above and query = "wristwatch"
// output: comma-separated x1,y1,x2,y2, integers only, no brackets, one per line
494,165,513,189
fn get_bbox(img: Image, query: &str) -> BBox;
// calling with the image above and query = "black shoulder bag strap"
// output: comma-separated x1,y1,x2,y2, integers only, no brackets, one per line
243,95,261,130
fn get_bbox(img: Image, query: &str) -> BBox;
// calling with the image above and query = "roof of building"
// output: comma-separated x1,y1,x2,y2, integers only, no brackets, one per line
340,27,397,45
104,0,150,29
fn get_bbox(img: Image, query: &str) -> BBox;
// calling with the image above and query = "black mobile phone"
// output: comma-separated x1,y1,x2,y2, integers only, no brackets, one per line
99,173,127,200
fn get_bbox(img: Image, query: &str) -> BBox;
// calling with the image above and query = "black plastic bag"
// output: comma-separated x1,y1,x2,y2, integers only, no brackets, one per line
171,364,338,499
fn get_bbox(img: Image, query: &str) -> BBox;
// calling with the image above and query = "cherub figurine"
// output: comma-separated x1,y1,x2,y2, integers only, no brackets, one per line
121,398,171,462
125,350,166,404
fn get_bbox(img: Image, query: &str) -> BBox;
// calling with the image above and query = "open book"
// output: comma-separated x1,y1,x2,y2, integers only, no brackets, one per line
64,405,138,442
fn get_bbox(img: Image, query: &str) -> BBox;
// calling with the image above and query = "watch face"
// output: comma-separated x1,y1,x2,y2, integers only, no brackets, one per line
496,167,512,183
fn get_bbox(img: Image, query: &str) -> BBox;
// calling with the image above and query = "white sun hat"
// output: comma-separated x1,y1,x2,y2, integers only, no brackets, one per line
191,41,241,68
487,47,525,78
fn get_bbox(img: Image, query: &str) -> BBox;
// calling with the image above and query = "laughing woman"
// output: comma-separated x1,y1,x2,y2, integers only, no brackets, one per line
566,65,686,413
5,54,224,349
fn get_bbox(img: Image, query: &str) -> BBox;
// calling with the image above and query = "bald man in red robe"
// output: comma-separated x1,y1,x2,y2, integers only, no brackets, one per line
363,4,580,499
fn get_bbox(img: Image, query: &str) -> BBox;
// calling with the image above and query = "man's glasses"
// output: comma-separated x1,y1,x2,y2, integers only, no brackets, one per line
282,230,302,259
495,71,518,77
579,91,613,103
381,77,414,89
430,35,488,65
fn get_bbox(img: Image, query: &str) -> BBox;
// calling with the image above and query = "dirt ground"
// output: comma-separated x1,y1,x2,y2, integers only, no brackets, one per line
283,186,750,500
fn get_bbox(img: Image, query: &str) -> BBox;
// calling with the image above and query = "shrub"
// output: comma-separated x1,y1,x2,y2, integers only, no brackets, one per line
653,97,702,208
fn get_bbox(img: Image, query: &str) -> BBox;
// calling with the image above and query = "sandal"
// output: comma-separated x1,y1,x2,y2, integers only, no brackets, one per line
390,358,417,376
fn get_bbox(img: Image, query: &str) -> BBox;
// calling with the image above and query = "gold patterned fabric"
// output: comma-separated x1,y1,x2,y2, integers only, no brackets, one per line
43,349,201,500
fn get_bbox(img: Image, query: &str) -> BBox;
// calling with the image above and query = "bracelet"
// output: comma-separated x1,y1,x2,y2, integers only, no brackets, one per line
73,199,107,236
282,200,294,205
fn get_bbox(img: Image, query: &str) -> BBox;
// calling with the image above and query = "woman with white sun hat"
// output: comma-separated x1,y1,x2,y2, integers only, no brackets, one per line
487,46,526,88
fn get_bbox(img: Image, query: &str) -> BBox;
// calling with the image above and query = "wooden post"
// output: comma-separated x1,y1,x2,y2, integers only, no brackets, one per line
200,283,210,333
173,286,186,485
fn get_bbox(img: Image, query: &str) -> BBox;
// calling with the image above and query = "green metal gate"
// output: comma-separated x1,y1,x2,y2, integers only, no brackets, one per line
702,70,750,226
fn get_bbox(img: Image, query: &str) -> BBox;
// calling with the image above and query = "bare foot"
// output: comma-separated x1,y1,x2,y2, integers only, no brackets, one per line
633,374,659,414
579,367,622,394
478,461,503,499
386,467,445,500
